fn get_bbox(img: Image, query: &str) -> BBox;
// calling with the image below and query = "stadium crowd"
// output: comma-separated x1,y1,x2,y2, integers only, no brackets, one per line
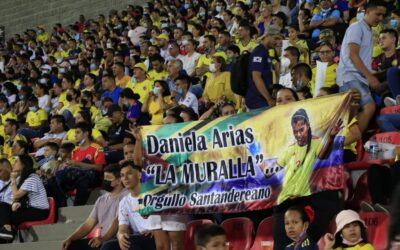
0,0,399,249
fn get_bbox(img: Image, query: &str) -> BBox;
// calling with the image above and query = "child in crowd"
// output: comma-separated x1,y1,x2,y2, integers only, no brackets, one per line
37,142,59,182
324,210,373,250
284,206,318,250
56,142,75,172
195,224,227,250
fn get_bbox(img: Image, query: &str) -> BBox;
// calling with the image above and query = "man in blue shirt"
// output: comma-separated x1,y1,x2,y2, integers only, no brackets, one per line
309,0,342,38
337,0,386,133
101,74,122,104
245,25,282,110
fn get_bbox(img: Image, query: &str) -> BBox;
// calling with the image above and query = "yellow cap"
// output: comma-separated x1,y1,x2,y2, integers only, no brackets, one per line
156,34,169,41
133,62,148,72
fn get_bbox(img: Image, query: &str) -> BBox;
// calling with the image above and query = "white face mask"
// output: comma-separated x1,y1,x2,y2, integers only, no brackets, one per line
281,56,291,70
209,63,217,73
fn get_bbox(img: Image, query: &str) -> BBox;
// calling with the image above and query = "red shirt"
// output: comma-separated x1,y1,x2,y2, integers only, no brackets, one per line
72,143,106,169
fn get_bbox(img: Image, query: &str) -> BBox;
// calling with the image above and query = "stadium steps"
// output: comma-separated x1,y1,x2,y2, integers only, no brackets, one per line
58,205,94,223
0,240,62,250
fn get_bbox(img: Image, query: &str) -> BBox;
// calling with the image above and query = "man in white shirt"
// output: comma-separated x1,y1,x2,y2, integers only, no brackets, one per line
0,159,12,205
175,75,198,114
33,115,66,157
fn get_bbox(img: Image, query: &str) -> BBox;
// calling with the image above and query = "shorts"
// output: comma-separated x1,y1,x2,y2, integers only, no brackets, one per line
339,80,374,106
160,214,187,231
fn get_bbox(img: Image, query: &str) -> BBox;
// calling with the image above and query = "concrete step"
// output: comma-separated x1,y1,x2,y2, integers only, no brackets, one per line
24,222,83,242
58,205,93,223
0,241,62,250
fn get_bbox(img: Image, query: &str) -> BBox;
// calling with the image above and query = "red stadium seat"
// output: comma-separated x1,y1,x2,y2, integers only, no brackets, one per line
18,197,56,230
249,217,273,250
86,225,101,239
380,105,400,115
374,132,400,145
359,212,389,250
17,197,56,242
221,217,254,250
345,172,371,210
184,219,213,250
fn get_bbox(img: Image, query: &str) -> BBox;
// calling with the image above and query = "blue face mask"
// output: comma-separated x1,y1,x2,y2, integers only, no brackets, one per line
356,12,365,21
306,0,314,4
390,19,398,29
177,88,183,94
39,78,47,84
90,63,97,70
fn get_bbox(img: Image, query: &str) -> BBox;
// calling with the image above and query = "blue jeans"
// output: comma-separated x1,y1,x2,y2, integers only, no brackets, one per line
387,67,400,97
339,80,374,106
376,114,400,132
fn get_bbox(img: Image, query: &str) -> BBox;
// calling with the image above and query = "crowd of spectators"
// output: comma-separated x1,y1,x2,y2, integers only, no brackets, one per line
0,0,398,249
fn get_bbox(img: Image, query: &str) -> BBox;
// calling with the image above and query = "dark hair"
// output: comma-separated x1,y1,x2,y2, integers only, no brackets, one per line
380,28,399,46
204,34,216,44
297,86,313,99
195,224,226,247
175,75,191,88
364,0,387,10
75,122,92,140
318,41,335,52
149,54,165,64
17,154,34,189
319,85,339,95
104,163,121,178
15,140,29,155
291,108,311,155
227,44,240,55
119,88,140,101
6,118,19,130
114,62,125,69
180,107,198,121
292,63,312,80
277,88,300,101
154,80,171,97
45,142,59,153
213,56,227,72
0,158,11,169
334,221,368,248
286,206,311,223
102,73,116,83
51,114,66,128
284,46,301,61
60,142,75,152
165,113,184,123
120,160,142,172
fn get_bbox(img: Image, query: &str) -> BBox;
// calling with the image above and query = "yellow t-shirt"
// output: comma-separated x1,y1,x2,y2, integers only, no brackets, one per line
203,72,235,104
289,40,310,64
58,103,79,117
343,117,358,155
310,63,338,94
236,40,258,53
115,75,132,88
148,70,169,82
196,54,213,79
59,91,68,107
36,32,50,43
0,111,17,139
3,134,26,159
128,79,153,104
277,138,323,204
149,96,173,125
26,109,48,127
66,128,103,142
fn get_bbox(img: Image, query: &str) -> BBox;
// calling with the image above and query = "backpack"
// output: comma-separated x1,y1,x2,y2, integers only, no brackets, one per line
230,51,251,97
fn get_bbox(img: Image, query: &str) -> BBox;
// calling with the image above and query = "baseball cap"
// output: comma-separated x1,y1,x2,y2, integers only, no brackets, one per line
258,25,282,41
156,33,169,41
133,62,148,72
106,104,122,116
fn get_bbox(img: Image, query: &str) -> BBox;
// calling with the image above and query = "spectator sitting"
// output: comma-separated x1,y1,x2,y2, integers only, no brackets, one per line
323,210,372,250
226,45,240,71
82,73,97,93
0,95,18,140
272,12,289,37
203,56,235,106
33,83,50,112
180,107,199,122
194,224,227,250
57,74,75,112
276,87,300,106
142,80,173,125
14,86,33,123
279,46,301,88
101,74,122,104
0,155,49,242
148,54,169,81
93,97,113,134
119,88,142,124
287,25,310,64
291,63,313,91
309,0,342,39
51,122,106,207
0,159,12,207
181,40,201,77
36,142,59,182
3,119,26,160
236,22,258,53
61,164,129,250
175,75,199,114
17,96,49,140
63,110,106,146
296,86,313,100
128,62,153,105
112,62,131,89
2,82,18,107
34,114,66,158
58,88,81,129
104,104,134,164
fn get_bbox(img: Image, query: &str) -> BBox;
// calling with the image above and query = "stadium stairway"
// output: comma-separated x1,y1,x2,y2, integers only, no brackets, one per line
0,190,102,250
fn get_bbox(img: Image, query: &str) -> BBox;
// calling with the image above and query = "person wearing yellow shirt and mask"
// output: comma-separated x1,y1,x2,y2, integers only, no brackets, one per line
310,41,338,95
0,95,17,140
203,56,235,106
3,119,26,159
17,96,48,140
148,54,169,81
128,63,153,104
236,22,258,53
142,80,173,125
58,89,80,129
113,62,131,88
195,35,218,79
57,74,74,111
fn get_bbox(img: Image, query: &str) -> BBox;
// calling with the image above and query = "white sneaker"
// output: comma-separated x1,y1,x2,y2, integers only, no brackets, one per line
384,97,396,107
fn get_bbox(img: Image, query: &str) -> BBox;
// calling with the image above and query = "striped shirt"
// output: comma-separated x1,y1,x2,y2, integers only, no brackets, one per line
18,174,49,210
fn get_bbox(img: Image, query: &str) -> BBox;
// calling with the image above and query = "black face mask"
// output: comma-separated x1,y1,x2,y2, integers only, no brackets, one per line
66,95,73,102
102,180,114,192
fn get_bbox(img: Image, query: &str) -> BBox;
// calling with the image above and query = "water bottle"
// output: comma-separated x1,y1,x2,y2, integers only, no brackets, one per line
369,142,380,160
